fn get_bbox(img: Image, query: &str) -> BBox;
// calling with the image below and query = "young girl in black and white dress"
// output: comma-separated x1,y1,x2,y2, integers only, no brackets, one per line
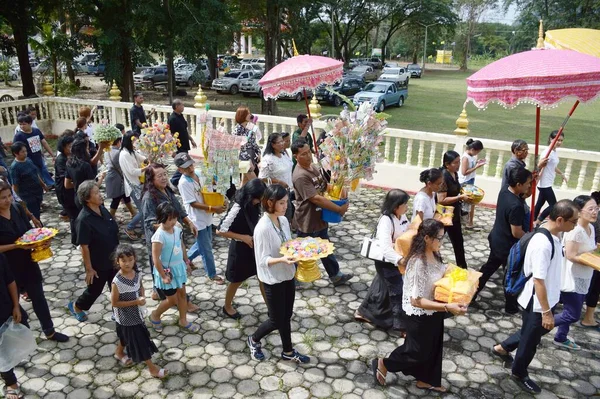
111,244,166,379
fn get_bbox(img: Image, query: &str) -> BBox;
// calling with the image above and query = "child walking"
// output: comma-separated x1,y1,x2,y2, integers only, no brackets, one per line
458,139,485,228
111,244,166,379
149,203,198,332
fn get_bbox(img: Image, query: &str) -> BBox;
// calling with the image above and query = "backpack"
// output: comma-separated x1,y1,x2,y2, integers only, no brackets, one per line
504,228,554,299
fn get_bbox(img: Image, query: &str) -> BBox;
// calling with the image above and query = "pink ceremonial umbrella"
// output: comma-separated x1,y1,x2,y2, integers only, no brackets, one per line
258,55,344,155
465,49,600,227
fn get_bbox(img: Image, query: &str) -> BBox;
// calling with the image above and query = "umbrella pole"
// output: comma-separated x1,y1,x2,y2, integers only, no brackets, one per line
547,100,580,153
530,106,541,230
303,88,319,158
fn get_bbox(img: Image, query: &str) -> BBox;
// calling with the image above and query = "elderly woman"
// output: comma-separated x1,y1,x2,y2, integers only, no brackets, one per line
233,106,261,184
67,180,120,322
0,179,68,341
141,163,198,303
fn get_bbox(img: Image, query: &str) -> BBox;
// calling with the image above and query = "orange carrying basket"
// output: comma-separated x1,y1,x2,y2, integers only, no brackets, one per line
201,190,225,208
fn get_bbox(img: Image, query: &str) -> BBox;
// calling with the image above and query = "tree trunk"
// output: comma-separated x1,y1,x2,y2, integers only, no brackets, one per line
52,55,58,96
262,0,279,115
11,22,36,97
121,44,134,101
66,63,75,83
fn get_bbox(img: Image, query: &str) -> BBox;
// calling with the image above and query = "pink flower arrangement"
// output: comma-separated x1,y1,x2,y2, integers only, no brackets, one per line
134,121,181,164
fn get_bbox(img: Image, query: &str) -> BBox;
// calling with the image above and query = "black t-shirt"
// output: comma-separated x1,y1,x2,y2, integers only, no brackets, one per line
66,160,96,208
130,104,146,135
75,205,120,271
0,204,41,285
168,112,190,153
489,188,526,257
0,253,16,323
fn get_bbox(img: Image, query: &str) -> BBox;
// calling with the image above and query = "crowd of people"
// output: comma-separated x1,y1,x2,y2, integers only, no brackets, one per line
0,99,598,398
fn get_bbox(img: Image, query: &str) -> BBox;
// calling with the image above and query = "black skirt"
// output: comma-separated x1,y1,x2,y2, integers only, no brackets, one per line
225,240,257,283
116,323,158,363
358,261,405,331
383,312,444,387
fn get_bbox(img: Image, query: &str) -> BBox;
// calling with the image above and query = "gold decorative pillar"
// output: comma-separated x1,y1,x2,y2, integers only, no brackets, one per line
536,20,544,49
42,78,53,96
453,106,469,136
309,95,322,119
109,81,122,101
194,86,208,109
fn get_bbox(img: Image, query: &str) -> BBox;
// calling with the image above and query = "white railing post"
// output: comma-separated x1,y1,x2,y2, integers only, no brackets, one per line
495,151,504,179
405,139,413,165
417,140,424,167
577,161,588,191
428,143,437,168
561,159,573,190
592,164,600,192
482,150,491,177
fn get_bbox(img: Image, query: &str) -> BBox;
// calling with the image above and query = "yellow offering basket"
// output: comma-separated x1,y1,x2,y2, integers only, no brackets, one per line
461,184,485,205
15,228,58,262
295,260,321,283
201,189,225,208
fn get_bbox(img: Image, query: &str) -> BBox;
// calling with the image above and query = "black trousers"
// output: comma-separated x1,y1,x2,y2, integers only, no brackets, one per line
383,312,444,387
252,278,295,353
586,270,600,308
0,311,29,387
75,268,117,311
534,186,557,222
501,299,553,378
445,212,467,269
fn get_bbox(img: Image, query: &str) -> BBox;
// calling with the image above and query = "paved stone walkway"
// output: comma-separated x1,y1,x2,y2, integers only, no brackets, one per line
8,186,600,399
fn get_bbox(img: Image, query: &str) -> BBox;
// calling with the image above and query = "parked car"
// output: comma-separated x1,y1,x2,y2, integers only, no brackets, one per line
315,77,366,107
349,65,379,81
407,63,422,78
211,69,256,94
353,80,408,112
148,66,168,84
175,64,209,86
240,72,264,97
366,57,383,69
379,67,410,85
240,63,264,73
133,68,155,85
88,61,105,76
384,61,399,68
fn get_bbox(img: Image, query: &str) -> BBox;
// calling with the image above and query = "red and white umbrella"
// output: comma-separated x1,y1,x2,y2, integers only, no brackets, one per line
465,49,600,227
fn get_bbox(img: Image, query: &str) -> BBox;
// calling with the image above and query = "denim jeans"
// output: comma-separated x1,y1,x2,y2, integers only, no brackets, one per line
296,228,340,279
187,226,217,278
38,158,55,186
127,212,143,230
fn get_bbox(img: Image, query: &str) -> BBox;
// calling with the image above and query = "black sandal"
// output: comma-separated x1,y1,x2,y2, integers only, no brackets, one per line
222,306,241,320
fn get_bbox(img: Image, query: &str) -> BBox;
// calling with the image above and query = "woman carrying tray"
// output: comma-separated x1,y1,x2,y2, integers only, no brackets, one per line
553,195,598,350
371,219,467,392
355,189,410,335
246,184,309,364
458,139,485,228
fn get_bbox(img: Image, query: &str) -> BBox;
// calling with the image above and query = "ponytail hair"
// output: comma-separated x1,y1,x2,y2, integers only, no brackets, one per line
465,139,483,151
419,168,443,184
547,130,564,145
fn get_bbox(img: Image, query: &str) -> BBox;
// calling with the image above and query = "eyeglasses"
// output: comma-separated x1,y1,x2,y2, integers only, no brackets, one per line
435,234,445,242
584,207,600,213
566,218,579,225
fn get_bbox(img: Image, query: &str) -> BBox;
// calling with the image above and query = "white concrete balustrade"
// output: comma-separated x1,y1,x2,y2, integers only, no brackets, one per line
1,96,597,205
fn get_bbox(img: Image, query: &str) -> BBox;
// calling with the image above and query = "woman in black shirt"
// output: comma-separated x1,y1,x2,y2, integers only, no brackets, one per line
437,151,469,269
0,179,68,342
55,135,76,219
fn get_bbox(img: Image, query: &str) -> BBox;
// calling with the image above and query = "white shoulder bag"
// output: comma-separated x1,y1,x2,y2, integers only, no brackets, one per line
360,216,394,262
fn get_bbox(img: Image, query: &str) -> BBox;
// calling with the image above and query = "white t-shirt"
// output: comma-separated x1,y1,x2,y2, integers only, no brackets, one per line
458,151,477,184
538,149,559,188
412,190,436,220
178,171,214,231
119,150,146,197
562,224,596,294
518,230,563,312
258,153,293,190
375,214,409,266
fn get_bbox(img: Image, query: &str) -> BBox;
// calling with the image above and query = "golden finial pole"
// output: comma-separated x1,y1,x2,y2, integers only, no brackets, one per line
309,94,322,119
536,19,545,49
454,106,469,136
194,85,207,109
109,80,122,101
292,39,299,57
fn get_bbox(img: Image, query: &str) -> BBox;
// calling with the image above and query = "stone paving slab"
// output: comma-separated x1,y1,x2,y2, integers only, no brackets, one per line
7,187,600,398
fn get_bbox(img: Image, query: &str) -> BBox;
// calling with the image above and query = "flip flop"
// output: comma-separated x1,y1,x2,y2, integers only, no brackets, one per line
354,311,371,324
68,301,88,322
371,359,386,386
123,228,140,240
148,315,163,331
151,368,168,379
579,321,600,329
179,322,200,333
416,383,448,393
211,276,225,285
114,354,133,367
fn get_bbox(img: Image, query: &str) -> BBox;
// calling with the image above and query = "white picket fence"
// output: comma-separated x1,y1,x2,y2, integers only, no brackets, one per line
2,96,598,205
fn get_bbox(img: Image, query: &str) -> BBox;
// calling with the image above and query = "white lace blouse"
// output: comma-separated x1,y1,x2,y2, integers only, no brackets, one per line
402,256,447,316
259,153,293,189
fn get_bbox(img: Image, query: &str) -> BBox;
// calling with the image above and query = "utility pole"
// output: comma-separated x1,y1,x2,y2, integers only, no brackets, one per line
417,22,439,76
331,9,335,58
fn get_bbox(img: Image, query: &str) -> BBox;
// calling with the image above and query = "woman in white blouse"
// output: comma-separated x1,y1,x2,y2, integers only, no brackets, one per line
119,132,147,238
246,184,310,364
372,219,467,392
259,133,294,221
412,168,443,221
355,190,410,334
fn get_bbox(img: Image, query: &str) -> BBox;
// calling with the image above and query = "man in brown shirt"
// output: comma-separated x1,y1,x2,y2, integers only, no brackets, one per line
292,139,353,286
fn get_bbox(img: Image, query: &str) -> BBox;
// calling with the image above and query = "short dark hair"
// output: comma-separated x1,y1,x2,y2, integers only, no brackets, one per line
548,130,564,145
57,135,75,153
17,114,33,124
115,123,125,131
172,99,183,110
26,105,37,114
263,133,282,156
573,195,593,211
442,150,460,169
549,199,578,221
591,191,600,205
381,189,409,216
156,202,179,224
261,184,288,214
511,139,527,154
291,138,308,155
113,243,137,269
133,92,143,100
121,131,135,154
507,167,532,187
296,114,308,125
10,141,27,156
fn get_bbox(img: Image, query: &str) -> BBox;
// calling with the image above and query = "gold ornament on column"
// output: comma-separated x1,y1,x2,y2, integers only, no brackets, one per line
109,81,122,101
194,86,207,109
536,19,545,49
453,106,469,136
42,78,53,96
309,95,322,119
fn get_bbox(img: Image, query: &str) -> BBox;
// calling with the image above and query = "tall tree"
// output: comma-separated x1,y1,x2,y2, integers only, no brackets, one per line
455,0,497,70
